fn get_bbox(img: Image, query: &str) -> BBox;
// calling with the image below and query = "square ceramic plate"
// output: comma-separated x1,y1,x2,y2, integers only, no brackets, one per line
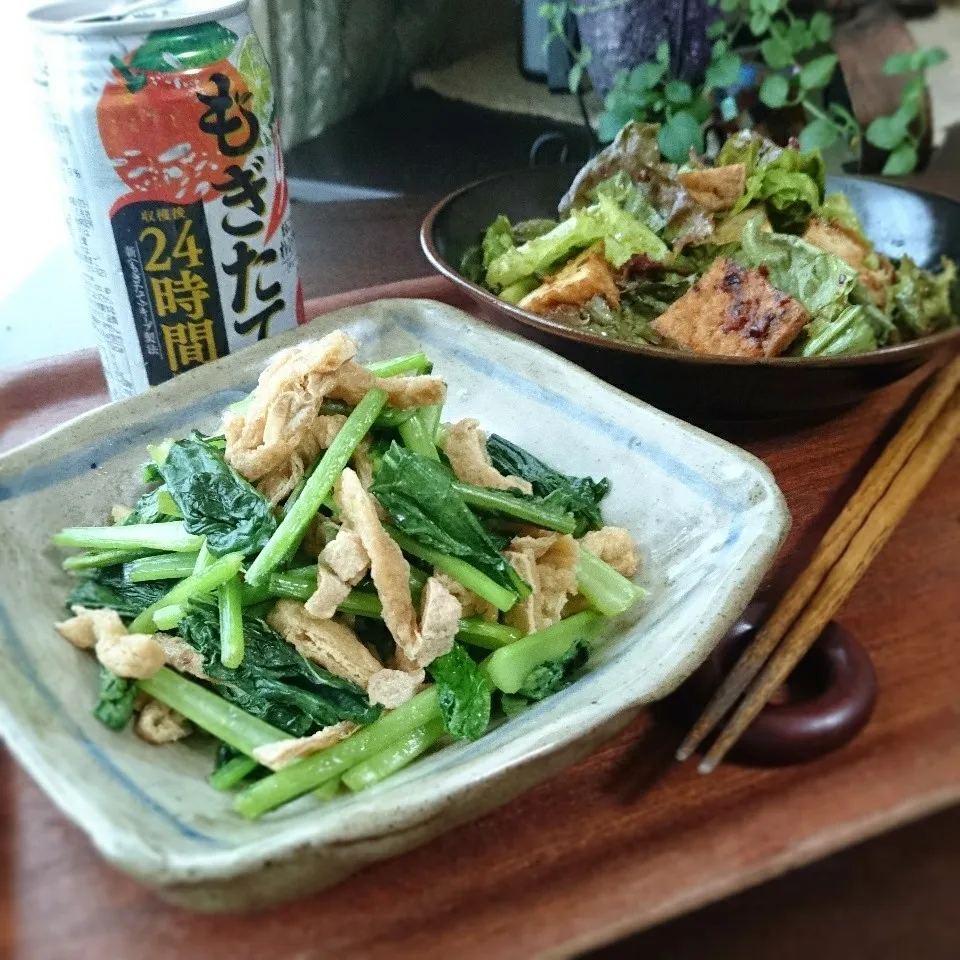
0,298,789,911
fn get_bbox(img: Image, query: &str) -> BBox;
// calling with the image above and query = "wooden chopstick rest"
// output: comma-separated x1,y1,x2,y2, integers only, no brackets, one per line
677,354,960,764
698,395,960,773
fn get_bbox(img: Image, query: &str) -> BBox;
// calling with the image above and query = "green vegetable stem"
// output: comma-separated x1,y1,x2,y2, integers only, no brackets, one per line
54,521,203,553
576,548,646,616
125,552,200,582
218,574,245,668
341,718,446,792
235,687,441,819
244,388,388,587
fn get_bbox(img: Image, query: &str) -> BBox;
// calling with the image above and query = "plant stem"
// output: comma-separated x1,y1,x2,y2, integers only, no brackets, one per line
125,553,199,582
129,552,244,632
235,687,441,819
209,755,259,791
319,399,415,428
152,604,184,630
218,575,244,668
54,521,203,553
192,541,213,574
452,481,576,534
244,388,388,587
312,778,341,801
398,412,440,460
341,717,446,792
576,547,646,616
456,618,522,650
138,667,286,756
63,548,150,571
484,611,604,694
366,351,432,377
385,525,518,612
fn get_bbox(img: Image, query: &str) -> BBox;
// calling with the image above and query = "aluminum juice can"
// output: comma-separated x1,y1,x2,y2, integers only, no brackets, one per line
29,0,304,398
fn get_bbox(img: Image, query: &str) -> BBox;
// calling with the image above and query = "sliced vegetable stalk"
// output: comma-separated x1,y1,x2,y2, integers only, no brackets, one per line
125,552,200,582
244,388,388,587
386,526,517,612
64,548,150,571
456,618,522,650
210,754,259,791
576,548,645,616
54,521,203,553
398,411,440,460
484,611,604,694
152,604,185,631
319,398,415,428
452,481,576,534
342,718,446,792
138,667,288,758
218,574,244,668
128,551,244,632
235,687,441,819
366,351,432,377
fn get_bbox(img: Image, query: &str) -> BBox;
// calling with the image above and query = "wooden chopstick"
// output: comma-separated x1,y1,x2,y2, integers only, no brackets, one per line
698,393,960,773
677,353,960,767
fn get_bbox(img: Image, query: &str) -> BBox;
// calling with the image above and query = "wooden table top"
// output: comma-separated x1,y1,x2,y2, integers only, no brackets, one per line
3,138,960,959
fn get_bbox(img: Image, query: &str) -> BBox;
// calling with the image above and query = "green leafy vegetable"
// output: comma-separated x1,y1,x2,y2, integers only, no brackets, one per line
731,145,825,231
484,195,667,292
372,443,528,597
92,667,137,731
427,643,491,741
158,439,276,556
820,192,867,239
177,607,381,737
890,255,958,338
512,639,589,703
737,218,878,356
482,215,516,269
485,435,609,537
67,566,169,622
587,171,666,233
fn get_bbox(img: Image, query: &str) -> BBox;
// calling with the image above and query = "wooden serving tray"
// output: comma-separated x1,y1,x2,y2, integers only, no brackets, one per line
2,277,958,959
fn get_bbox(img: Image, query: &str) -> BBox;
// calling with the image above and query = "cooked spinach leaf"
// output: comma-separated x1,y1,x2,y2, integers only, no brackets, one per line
177,607,380,736
372,443,526,596
123,488,166,525
516,639,589,700
427,643,491,741
67,566,169,622
158,439,276,556
485,435,609,536
92,667,138,731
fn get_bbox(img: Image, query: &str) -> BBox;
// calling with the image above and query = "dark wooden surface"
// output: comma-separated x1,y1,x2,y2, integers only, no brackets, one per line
2,143,960,958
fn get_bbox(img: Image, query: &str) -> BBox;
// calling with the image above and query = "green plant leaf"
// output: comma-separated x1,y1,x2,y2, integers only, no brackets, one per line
865,112,910,150
893,98,920,127
809,11,832,43
919,46,948,69
705,50,742,89
569,49,592,95
760,36,793,69
707,20,727,38
750,10,770,35
658,111,704,162
798,117,839,151
882,142,919,175
628,61,667,91
882,51,915,76
759,73,790,107
798,53,838,90
900,74,925,107
665,79,693,104
597,111,628,142
760,0,781,13
720,0,740,11
787,20,813,53
656,40,671,64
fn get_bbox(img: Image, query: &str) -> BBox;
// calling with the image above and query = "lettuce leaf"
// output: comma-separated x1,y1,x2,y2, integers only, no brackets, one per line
484,195,667,291
587,171,667,233
731,146,825,232
738,218,878,356
427,643,491,741
890,255,958,338
820,192,867,240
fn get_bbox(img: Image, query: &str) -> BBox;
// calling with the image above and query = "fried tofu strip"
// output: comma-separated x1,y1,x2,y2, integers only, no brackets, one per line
56,606,165,679
444,419,532,494
367,668,426,709
135,700,191,744
330,363,447,409
433,571,498,623
252,721,358,771
336,468,421,657
580,526,639,578
504,534,579,635
652,258,809,358
519,244,620,316
268,599,382,688
416,577,462,667
321,529,370,586
677,164,746,212
304,565,352,620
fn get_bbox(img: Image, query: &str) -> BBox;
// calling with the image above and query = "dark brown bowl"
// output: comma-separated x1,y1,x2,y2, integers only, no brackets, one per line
421,165,960,421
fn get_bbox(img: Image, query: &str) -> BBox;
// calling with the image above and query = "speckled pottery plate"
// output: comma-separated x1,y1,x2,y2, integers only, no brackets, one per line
0,298,789,911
